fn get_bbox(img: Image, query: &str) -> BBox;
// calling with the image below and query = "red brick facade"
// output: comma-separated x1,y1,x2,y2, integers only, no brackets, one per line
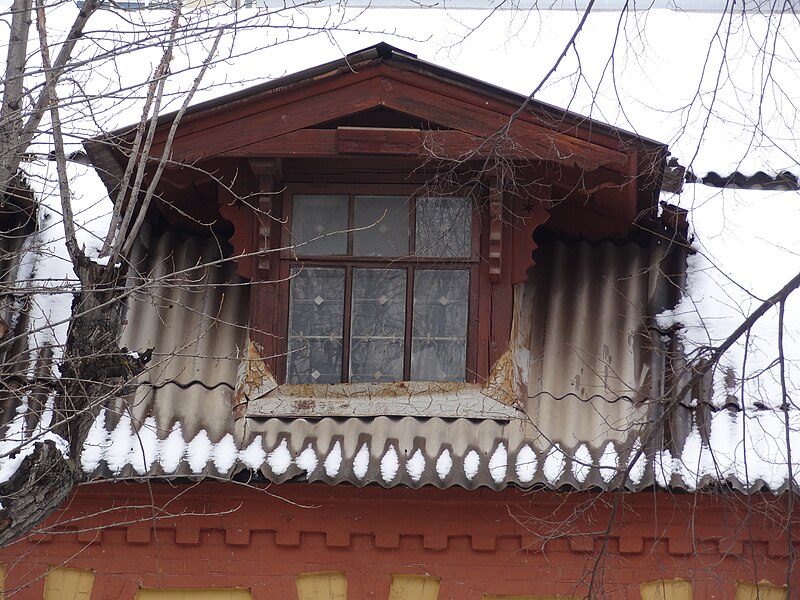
3,483,796,598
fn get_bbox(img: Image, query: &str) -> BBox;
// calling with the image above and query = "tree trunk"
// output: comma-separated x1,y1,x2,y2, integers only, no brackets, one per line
0,264,144,547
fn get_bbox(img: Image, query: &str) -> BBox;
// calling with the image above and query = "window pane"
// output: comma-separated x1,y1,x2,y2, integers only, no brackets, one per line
415,197,471,257
287,267,344,383
292,194,348,255
353,196,409,256
349,268,407,383
411,269,469,381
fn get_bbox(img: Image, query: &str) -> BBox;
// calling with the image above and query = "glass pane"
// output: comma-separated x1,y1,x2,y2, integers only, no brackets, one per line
415,196,471,257
287,267,345,383
349,268,407,382
292,194,348,255
411,269,469,381
353,195,409,256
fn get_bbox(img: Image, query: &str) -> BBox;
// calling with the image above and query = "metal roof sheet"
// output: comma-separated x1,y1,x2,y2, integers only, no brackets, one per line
79,229,706,492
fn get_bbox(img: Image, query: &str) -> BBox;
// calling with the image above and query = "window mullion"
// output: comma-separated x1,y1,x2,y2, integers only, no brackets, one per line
403,266,415,381
341,264,354,384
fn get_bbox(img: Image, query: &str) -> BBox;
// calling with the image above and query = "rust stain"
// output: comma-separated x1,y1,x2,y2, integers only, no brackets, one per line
233,341,277,418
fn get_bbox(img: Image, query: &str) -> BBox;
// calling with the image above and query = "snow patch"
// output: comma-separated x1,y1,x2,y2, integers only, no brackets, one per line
296,444,318,474
436,448,452,480
543,445,565,484
159,423,186,474
353,443,369,480
380,445,399,482
463,450,480,481
515,445,537,483
106,412,134,475
267,439,292,476
572,444,592,484
238,436,266,470
488,443,507,484
128,416,159,476
212,433,238,473
406,449,425,482
80,408,109,473
627,439,646,485
655,450,675,488
324,441,342,478
186,430,213,473
598,442,618,484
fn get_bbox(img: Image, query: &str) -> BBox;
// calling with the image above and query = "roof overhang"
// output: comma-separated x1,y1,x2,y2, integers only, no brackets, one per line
84,42,668,240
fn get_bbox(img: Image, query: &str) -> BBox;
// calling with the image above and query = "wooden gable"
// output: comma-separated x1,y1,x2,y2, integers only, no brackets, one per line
88,43,666,246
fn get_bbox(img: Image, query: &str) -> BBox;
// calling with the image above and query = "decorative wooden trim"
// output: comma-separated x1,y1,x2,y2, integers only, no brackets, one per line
511,185,550,284
249,158,283,278
488,175,504,284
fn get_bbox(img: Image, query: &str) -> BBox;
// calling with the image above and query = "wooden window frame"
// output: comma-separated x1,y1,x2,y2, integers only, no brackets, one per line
275,182,482,385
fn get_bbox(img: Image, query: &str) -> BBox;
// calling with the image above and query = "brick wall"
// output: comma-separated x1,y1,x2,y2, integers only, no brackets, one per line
2,483,796,599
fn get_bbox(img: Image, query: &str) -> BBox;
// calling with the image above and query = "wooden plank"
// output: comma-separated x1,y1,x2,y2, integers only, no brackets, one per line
150,63,383,150
381,78,631,173
381,63,628,151
388,574,441,600
43,568,95,600
295,572,347,600
153,75,386,162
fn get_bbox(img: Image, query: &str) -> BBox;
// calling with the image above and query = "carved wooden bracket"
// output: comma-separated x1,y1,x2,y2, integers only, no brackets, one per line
487,175,504,283
511,184,550,284
249,158,283,279
218,185,255,280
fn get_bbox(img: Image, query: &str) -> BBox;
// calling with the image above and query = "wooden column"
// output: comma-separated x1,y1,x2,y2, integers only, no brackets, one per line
486,176,550,373
247,158,283,374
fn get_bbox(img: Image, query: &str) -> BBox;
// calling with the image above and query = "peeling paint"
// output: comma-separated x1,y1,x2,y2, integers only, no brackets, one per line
233,340,277,417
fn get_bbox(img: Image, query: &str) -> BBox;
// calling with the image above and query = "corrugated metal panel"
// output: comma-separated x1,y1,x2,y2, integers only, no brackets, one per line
522,240,670,453
87,231,691,491
117,231,250,445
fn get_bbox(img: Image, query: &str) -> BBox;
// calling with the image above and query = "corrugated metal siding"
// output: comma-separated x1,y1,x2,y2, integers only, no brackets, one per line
522,240,670,452
88,231,689,491
117,232,250,445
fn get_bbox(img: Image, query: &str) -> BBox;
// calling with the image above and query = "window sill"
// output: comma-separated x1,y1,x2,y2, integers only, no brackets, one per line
245,381,521,420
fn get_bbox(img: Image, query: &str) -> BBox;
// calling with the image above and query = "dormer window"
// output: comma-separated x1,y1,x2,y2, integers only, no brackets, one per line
280,188,477,385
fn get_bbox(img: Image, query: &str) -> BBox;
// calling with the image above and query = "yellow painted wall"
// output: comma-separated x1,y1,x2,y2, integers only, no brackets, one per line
43,568,95,600
640,579,692,600
736,581,787,600
295,572,347,600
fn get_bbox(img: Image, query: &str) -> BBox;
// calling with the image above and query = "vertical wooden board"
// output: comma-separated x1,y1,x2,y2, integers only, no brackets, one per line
43,567,95,600
0,562,4,600
296,571,347,600
735,581,786,600
640,579,692,600
136,590,253,600
388,574,440,600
